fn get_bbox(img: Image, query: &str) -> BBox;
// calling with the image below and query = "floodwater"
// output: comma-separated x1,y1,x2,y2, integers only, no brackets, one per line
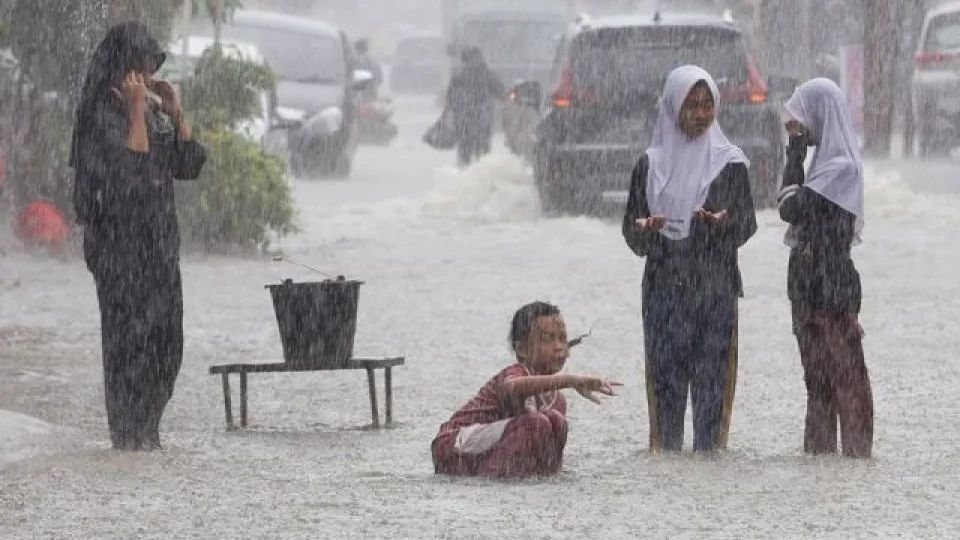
2,95,959,538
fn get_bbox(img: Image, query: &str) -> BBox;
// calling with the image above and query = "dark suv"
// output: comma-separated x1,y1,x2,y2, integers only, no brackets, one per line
531,13,789,214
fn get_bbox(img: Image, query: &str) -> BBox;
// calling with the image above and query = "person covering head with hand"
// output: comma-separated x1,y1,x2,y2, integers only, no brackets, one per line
779,78,873,459
70,22,206,451
622,65,757,453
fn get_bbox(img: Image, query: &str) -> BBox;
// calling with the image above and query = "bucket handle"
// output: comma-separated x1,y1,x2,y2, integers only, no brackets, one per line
271,256,339,280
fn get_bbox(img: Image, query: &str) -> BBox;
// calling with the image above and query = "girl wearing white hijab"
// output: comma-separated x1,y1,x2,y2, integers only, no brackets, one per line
779,78,873,458
623,65,757,453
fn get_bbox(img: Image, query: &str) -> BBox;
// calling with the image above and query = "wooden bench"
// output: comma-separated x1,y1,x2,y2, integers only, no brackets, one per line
209,357,404,430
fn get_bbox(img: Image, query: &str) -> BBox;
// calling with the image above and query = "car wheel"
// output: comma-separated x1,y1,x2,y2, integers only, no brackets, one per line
537,183,569,216
537,161,574,216
288,134,325,179
331,150,352,179
289,149,308,179
918,113,940,157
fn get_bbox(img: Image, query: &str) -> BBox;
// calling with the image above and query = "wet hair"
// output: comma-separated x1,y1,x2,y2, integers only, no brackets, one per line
509,301,561,352
81,22,166,97
70,22,166,223
685,80,714,105
461,47,484,65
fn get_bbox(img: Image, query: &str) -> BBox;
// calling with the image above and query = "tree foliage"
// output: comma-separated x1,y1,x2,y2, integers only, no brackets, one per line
176,129,294,252
1,0,185,221
177,46,294,252
5,0,184,109
2,0,294,252
182,46,275,132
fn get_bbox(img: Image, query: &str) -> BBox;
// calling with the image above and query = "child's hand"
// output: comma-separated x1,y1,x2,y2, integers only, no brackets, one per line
635,216,666,232
695,208,729,225
572,376,622,405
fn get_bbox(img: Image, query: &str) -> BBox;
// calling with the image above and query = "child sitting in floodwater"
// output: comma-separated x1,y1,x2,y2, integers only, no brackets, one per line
431,301,621,478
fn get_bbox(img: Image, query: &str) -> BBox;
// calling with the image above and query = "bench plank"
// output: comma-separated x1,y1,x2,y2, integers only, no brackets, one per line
209,357,404,374
210,357,404,430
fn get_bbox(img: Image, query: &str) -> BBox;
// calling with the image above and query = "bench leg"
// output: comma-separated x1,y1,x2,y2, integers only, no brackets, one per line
385,367,393,426
365,367,380,428
240,371,248,429
221,373,234,431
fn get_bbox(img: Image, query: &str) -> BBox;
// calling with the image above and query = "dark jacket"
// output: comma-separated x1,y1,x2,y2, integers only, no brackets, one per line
446,60,505,135
79,98,206,270
67,21,205,451
622,155,757,299
70,22,205,269
778,139,861,317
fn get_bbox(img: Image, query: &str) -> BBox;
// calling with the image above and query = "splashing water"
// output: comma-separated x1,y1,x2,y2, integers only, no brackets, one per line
420,152,540,223
288,152,540,248
863,163,960,225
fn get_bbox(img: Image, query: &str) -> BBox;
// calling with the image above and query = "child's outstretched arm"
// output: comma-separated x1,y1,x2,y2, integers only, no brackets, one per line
502,374,621,409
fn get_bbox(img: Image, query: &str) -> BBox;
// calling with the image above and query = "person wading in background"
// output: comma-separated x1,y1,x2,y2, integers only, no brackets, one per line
70,22,206,451
445,47,505,167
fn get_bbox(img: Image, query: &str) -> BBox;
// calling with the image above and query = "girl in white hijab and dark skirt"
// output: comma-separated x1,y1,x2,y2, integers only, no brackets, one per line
779,78,873,458
623,65,757,453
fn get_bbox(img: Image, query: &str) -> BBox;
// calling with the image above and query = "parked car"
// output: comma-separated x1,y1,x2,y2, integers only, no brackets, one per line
390,34,448,94
913,0,960,156
198,10,372,178
525,12,792,215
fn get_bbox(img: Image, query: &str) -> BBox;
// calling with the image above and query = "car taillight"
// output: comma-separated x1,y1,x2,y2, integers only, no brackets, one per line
720,56,768,105
551,59,575,108
549,58,598,109
916,51,956,70
745,57,768,104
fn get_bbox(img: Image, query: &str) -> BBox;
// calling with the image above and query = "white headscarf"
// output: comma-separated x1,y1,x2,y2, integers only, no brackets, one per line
783,78,864,245
645,65,749,240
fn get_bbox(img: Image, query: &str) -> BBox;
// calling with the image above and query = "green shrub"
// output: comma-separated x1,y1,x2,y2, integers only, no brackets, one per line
175,44,295,252
182,45,274,132
177,128,294,252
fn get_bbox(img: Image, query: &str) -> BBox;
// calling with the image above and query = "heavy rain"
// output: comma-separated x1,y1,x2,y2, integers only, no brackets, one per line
1,0,958,537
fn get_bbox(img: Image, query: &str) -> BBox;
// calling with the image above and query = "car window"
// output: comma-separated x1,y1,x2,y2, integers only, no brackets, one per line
926,12,960,50
222,25,344,84
574,26,747,95
459,20,566,65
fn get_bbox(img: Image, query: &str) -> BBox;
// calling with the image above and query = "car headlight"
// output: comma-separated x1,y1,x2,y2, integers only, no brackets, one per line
276,106,307,123
305,106,343,134
314,107,343,133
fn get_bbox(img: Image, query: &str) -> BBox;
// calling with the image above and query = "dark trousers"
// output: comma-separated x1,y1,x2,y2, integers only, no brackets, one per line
794,310,873,458
643,286,738,452
455,123,493,167
88,241,184,451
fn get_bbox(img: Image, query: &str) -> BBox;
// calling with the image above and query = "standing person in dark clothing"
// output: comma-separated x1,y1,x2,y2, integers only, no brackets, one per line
622,66,757,453
70,22,206,451
779,78,873,459
445,47,505,167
